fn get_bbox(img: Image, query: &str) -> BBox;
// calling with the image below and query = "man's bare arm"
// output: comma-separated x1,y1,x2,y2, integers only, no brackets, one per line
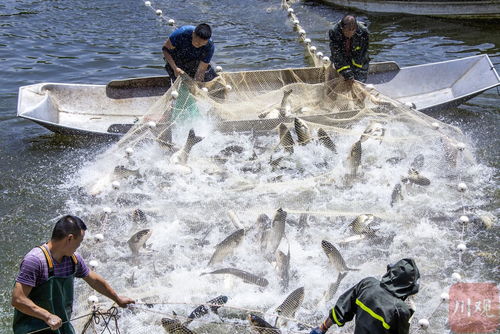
11,282,62,330
162,39,184,76
195,61,209,82
83,271,135,308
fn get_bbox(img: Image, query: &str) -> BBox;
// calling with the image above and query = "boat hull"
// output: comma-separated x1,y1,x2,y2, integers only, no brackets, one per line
17,55,500,137
316,0,500,18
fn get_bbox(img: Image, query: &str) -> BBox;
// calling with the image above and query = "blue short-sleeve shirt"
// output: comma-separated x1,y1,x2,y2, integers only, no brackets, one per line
168,25,214,64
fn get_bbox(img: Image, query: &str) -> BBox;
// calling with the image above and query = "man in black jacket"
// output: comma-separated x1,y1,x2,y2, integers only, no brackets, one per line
329,15,370,82
310,258,420,334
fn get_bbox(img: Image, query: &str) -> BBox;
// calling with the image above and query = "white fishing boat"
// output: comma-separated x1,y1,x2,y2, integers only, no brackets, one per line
315,0,500,19
17,54,500,137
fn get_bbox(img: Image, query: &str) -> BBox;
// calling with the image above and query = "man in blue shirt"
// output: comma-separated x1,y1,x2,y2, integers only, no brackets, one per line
162,23,217,83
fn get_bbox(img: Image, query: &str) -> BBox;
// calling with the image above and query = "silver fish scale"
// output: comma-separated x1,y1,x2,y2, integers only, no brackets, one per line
278,123,294,153
161,318,197,334
266,209,287,255
203,268,268,287
208,229,245,265
275,249,290,290
317,128,336,153
275,287,304,327
294,118,311,145
321,240,356,272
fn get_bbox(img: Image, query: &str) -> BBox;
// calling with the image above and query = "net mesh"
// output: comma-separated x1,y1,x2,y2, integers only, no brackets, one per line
70,62,479,334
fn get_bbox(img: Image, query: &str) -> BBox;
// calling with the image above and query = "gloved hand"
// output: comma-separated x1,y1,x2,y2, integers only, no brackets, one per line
310,327,325,334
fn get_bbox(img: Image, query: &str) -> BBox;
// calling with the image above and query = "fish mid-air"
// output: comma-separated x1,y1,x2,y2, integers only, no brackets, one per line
349,214,379,236
274,287,304,327
169,129,203,165
128,229,152,254
208,229,245,265
278,123,295,154
294,118,312,145
279,89,293,118
201,268,269,287
347,140,362,177
321,240,359,272
317,128,337,153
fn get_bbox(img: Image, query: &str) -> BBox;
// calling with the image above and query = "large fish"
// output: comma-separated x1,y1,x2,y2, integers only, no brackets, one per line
350,214,378,235
294,118,312,145
275,287,304,327
183,295,228,325
275,242,290,291
348,140,362,177
201,268,269,287
128,229,152,254
360,121,385,143
161,317,197,334
402,168,431,186
278,123,294,154
390,183,404,207
264,208,287,256
208,229,245,265
323,272,347,302
248,314,281,334
317,128,336,153
278,89,293,118
170,129,203,165
321,240,359,272
113,165,141,180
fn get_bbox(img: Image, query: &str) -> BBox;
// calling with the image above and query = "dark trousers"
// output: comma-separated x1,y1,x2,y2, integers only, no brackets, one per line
165,59,217,83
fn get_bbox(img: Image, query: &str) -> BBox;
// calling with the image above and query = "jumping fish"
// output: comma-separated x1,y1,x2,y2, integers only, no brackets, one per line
113,165,141,180
183,295,229,325
248,314,281,334
201,268,269,287
161,318,197,334
279,89,293,118
275,287,304,327
264,208,287,257
169,129,203,165
350,214,378,235
321,240,359,272
278,123,294,154
128,229,152,254
360,121,385,143
208,229,245,265
255,213,271,245
317,128,337,153
390,183,404,207
323,272,347,302
348,140,362,177
402,168,431,186
294,118,312,145
275,241,290,291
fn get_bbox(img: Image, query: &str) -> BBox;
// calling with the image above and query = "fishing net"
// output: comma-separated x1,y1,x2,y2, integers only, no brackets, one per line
66,3,494,333
67,58,489,334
